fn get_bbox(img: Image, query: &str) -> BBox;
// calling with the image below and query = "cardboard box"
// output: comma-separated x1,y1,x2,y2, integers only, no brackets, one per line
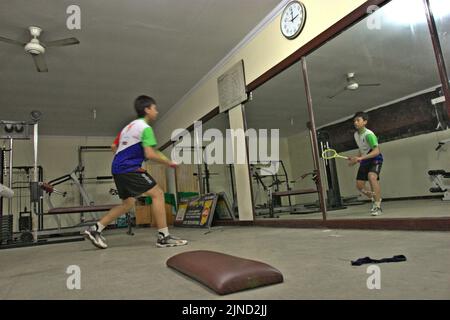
135,205,151,225
135,204,174,226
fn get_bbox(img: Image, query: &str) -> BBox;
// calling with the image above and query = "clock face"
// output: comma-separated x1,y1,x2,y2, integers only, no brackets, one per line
280,1,306,39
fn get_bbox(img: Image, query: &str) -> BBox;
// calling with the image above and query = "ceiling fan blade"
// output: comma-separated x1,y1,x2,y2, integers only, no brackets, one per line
358,83,381,87
32,53,48,72
0,36,26,46
44,37,80,47
327,87,347,99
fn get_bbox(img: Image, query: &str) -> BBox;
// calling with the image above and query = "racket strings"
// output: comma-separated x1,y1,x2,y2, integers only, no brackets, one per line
322,149,337,159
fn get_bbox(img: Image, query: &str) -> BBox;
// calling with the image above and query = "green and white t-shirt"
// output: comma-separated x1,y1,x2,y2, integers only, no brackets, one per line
354,128,383,164
112,118,158,174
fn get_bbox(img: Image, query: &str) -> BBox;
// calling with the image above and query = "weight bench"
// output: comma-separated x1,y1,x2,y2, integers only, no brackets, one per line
43,204,134,235
428,170,450,201
167,250,283,295
270,188,318,217
46,204,116,215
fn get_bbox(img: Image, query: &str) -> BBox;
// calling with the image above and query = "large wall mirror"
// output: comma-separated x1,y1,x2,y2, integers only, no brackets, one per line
245,0,450,222
307,0,450,220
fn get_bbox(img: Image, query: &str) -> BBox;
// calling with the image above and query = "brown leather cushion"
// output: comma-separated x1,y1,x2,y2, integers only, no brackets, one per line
166,250,283,295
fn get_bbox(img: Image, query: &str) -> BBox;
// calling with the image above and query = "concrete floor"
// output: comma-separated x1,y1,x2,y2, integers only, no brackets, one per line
257,199,450,220
0,226,449,299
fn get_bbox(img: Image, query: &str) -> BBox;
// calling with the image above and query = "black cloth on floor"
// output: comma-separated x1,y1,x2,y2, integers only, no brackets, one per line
351,255,407,266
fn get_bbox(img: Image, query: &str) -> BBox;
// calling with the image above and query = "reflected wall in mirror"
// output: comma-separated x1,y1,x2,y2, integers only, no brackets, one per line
245,61,324,220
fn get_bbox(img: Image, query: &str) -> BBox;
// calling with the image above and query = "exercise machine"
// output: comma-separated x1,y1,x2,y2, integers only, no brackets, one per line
40,166,134,236
428,138,450,201
251,163,320,218
428,170,450,200
317,131,346,210
0,112,55,247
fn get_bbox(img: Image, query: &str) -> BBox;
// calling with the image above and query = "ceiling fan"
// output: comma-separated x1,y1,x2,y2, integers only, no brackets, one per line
0,26,80,72
327,72,381,99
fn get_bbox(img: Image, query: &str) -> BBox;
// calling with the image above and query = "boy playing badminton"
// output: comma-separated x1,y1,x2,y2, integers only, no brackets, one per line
348,111,383,216
84,95,188,248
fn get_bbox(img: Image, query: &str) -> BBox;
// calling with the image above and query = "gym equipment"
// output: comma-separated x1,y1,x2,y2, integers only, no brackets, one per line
251,163,322,217
78,146,113,183
428,170,450,201
45,166,95,210
435,138,450,151
317,131,346,210
39,182,67,197
250,164,318,218
428,138,450,201
174,145,238,212
270,188,319,217
167,250,283,295
251,160,292,211
0,114,42,247
9,166,44,237
40,166,133,236
0,215,13,245
174,145,217,195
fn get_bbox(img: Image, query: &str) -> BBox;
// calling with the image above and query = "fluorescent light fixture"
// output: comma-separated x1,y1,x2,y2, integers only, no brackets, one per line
429,0,450,19
383,0,428,25
383,0,450,25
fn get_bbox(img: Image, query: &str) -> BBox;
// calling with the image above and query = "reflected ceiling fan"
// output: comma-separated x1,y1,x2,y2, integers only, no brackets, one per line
0,26,80,72
328,72,381,99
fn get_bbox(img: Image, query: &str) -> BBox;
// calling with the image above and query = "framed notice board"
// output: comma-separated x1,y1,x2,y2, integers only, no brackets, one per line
174,192,234,228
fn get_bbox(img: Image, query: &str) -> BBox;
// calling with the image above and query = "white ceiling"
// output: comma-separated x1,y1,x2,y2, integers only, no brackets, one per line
245,0,450,137
0,0,280,136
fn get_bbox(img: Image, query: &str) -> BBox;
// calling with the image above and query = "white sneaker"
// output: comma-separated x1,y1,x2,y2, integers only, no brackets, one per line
156,233,188,248
370,206,383,216
83,228,108,249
